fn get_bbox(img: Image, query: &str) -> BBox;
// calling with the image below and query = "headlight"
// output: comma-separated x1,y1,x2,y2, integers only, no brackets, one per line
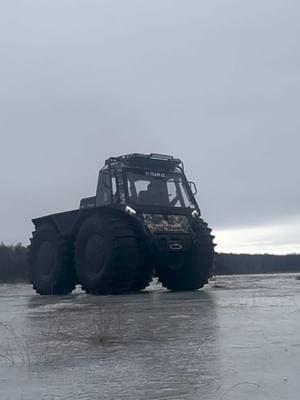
125,205,137,215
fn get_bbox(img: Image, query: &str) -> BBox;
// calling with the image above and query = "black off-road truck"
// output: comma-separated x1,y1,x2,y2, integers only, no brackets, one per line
29,153,215,295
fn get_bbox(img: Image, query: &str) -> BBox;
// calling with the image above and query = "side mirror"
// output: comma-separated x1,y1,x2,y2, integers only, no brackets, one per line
189,181,197,195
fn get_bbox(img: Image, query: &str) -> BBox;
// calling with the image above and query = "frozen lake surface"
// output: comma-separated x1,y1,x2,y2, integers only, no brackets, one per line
0,274,299,400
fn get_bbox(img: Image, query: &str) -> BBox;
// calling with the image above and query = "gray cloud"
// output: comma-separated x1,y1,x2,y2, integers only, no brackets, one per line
0,0,299,245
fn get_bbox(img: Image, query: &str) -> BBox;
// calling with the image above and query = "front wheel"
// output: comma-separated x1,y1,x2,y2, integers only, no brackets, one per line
75,214,147,294
156,219,215,291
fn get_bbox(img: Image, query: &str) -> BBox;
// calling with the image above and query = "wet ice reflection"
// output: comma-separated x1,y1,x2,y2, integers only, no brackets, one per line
0,275,299,400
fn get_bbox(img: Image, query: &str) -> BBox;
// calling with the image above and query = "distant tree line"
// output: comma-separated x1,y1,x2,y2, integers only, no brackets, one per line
0,243,299,283
215,253,300,275
0,243,28,282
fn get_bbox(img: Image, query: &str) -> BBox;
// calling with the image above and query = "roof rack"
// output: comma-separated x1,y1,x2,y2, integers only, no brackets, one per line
105,153,183,170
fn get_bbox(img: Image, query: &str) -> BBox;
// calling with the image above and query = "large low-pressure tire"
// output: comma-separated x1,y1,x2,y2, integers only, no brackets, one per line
129,248,153,292
29,225,77,295
156,218,215,291
75,214,152,295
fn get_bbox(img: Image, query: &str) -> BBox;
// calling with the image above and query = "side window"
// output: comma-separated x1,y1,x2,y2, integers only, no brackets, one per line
111,171,119,203
112,175,117,196
96,171,111,206
167,179,180,207
135,180,150,197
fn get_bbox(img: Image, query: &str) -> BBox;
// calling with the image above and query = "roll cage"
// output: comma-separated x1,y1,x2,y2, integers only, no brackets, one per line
92,154,200,212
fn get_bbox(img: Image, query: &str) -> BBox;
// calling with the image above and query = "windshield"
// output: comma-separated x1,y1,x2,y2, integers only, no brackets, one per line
126,171,196,209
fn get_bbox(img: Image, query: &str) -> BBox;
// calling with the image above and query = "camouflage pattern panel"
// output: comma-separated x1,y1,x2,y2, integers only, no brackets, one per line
143,214,190,234
116,166,126,204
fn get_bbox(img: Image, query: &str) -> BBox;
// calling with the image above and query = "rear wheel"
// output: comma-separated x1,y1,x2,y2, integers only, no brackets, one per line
156,218,215,291
75,214,151,294
29,225,76,295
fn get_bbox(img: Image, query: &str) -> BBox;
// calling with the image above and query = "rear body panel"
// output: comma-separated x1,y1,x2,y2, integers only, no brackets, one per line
32,206,119,236
32,209,79,235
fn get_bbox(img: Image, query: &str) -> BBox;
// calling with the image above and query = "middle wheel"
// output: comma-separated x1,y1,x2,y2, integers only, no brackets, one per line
75,214,143,294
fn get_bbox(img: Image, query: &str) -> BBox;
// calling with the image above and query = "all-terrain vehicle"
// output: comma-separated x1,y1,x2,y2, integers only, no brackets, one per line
29,153,215,295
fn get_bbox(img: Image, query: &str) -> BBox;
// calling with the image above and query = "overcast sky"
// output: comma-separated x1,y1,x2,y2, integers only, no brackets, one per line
0,0,299,253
